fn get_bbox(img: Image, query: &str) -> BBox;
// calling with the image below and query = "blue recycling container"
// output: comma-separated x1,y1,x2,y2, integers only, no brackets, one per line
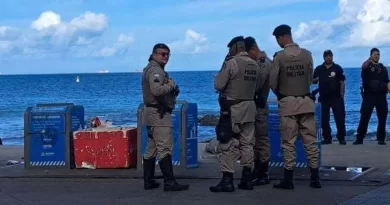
268,99,322,168
24,103,85,169
136,101,198,170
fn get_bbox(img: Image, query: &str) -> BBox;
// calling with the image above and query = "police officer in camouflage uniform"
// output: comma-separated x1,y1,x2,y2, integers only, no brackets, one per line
244,36,272,186
210,36,263,192
269,25,322,189
141,43,189,192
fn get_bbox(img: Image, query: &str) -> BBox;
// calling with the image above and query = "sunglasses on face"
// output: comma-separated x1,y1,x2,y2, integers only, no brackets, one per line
156,52,170,57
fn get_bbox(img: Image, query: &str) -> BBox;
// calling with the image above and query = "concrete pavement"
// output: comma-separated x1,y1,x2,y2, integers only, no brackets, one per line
0,142,389,204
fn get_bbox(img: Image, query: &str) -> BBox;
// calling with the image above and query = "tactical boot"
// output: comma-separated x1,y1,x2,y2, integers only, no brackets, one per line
252,161,270,186
309,168,322,188
158,155,189,192
237,167,254,190
321,138,332,145
337,137,347,145
143,157,160,190
353,135,364,145
273,169,294,190
209,172,235,192
378,139,387,145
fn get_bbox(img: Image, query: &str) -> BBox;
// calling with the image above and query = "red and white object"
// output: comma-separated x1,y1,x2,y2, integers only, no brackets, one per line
73,127,137,169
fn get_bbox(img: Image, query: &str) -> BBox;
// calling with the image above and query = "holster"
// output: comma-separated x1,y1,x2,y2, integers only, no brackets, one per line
215,96,244,143
254,94,266,108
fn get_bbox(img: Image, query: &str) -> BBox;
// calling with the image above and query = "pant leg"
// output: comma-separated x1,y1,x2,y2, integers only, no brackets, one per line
298,113,320,169
143,126,157,159
238,122,255,168
320,101,332,140
375,95,388,141
331,97,347,140
151,126,173,159
254,113,270,163
279,116,299,170
218,138,240,173
356,95,375,138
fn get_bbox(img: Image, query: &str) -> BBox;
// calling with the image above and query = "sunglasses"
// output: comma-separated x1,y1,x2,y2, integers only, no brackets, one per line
155,52,170,57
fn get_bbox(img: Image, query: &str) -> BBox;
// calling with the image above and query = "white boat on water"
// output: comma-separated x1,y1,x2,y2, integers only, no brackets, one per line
97,69,109,73
76,76,80,83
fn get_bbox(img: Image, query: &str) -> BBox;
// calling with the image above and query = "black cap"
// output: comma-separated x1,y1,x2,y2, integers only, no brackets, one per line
272,24,292,37
323,49,333,57
153,43,170,52
244,36,256,51
227,36,244,47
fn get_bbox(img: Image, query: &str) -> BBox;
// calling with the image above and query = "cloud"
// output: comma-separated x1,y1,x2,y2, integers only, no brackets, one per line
0,10,122,58
31,11,108,48
95,33,134,57
294,0,390,48
168,29,209,54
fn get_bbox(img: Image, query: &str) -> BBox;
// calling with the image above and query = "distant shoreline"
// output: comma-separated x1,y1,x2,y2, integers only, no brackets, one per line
0,67,364,76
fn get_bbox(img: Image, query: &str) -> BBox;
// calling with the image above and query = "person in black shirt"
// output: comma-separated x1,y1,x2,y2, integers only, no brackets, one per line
354,48,389,145
313,50,346,145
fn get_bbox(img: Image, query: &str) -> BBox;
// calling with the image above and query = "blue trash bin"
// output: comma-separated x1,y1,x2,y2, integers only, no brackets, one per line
137,100,198,171
268,98,322,168
24,103,85,169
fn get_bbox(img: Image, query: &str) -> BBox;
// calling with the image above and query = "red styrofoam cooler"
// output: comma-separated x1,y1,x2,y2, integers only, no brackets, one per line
73,127,137,169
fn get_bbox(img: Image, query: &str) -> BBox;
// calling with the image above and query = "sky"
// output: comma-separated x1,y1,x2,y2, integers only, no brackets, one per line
1,0,390,74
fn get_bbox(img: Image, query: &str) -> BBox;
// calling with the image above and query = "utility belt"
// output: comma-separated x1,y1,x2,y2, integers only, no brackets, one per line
363,81,388,94
277,93,312,101
146,104,173,119
216,97,252,143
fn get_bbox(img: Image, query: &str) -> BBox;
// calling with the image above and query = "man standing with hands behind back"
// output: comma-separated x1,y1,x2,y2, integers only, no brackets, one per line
313,50,347,145
269,24,322,190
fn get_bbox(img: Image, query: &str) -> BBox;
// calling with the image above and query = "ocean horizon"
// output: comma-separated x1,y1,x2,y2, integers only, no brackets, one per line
0,68,389,146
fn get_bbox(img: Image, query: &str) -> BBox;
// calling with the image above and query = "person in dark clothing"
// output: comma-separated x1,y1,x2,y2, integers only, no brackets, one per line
313,50,347,145
354,48,389,145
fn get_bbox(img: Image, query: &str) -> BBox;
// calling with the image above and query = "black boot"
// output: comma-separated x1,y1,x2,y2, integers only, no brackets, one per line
237,167,253,190
337,137,347,145
378,140,387,145
273,169,294,190
252,161,270,186
209,172,235,192
321,138,332,144
158,155,189,192
309,168,322,188
143,157,160,190
353,135,363,145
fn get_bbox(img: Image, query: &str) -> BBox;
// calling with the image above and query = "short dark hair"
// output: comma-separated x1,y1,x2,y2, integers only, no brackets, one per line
371,48,379,55
244,36,256,52
272,24,292,37
152,43,170,53
323,49,333,57
227,36,245,48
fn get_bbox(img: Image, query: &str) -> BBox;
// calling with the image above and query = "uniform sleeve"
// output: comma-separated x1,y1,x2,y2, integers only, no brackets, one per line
214,59,238,91
337,65,346,81
148,67,173,97
383,66,389,83
255,62,269,94
313,66,319,79
307,51,314,85
269,54,280,93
